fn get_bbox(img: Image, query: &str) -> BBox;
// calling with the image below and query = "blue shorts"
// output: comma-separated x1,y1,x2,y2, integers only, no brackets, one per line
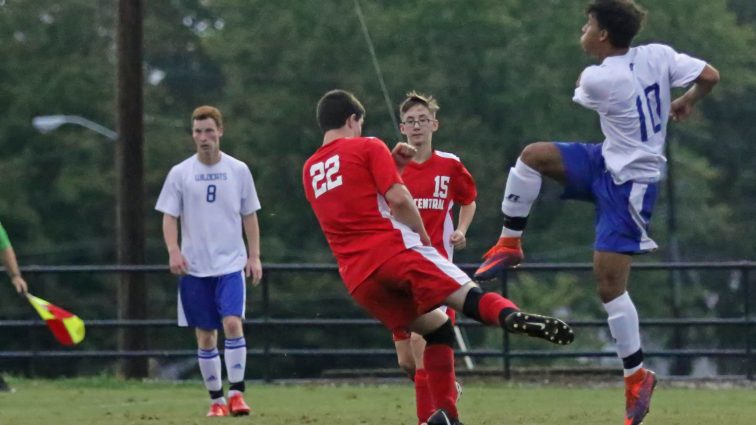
556,142,658,254
177,271,246,330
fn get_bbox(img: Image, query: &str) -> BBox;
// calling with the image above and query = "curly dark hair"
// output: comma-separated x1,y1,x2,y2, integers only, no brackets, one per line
586,0,646,48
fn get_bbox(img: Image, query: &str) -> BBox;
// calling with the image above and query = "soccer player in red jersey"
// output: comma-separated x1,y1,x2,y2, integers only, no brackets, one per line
391,92,477,424
303,89,575,425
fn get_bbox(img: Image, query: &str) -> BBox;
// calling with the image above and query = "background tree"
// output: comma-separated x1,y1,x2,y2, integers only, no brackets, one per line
0,0,753,378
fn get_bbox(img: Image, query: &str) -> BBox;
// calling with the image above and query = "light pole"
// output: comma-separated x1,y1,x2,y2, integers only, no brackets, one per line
32,115,117,141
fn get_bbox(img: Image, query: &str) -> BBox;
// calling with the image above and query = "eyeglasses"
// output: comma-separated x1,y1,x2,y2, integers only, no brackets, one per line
401,118,434,127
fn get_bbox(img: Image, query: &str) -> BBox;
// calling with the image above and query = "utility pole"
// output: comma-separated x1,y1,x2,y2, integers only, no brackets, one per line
116,0,147,378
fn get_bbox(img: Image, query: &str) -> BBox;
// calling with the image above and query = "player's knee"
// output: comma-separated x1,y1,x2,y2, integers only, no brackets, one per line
410,332,426,345
595,267,624,285
520,142,556,172
596,282,626,304
462,286,484,323
196,331,216,349
595,272,627,302
422,319,454,347
222,316,244,337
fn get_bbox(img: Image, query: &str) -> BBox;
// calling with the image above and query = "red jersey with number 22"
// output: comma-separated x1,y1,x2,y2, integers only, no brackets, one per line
303,137,422,292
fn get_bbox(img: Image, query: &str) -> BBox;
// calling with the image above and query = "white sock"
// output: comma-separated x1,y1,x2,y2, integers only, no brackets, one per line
198,348,223,393
500,158,542,237
624,364,643,377
224,336,247,385
500,227,523,238
603,292,643,375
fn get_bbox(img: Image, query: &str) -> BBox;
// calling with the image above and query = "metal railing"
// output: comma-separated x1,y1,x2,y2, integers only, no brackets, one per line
0,261,753,380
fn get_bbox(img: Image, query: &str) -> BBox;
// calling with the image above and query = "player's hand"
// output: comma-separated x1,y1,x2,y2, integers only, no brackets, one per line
11,275,28,294
419,231,432,247
168,250,188,275
392,142,417,170
245,256,263,286
670,96,694,122
450,230,467,250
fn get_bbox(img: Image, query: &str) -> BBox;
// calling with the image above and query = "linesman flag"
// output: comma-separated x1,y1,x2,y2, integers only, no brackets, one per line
26,293,85,346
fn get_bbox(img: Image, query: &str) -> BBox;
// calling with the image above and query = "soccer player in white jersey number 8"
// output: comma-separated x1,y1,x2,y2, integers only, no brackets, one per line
474,2,719,425
155,106,263,418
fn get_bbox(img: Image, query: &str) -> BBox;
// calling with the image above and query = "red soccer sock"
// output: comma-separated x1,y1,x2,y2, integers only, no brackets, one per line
414,369,434,425
423,345,458,420
479,292,518,325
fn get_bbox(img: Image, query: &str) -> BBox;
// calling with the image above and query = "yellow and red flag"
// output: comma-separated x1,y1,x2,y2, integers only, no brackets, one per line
26,293,85,346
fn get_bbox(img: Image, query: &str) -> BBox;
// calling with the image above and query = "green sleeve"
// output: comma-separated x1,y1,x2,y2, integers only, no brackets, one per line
0,221,11,250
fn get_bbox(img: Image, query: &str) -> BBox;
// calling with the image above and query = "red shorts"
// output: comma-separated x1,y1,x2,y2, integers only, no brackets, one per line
351,246,470,336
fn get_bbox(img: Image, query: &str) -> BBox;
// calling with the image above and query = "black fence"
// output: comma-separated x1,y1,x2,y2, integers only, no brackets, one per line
0,262,753,381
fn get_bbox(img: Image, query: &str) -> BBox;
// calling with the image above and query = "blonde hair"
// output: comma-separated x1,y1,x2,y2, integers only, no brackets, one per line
399,91,440,116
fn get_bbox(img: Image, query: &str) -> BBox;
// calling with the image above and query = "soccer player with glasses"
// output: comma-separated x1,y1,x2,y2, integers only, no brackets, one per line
475,2,719,424
392,91,477,425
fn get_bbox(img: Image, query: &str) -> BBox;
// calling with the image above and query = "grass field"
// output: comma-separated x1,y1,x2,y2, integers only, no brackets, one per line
0,377,754,425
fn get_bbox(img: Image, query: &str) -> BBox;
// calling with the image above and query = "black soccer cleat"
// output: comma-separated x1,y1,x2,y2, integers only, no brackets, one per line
504,311,575,345
422,409,463,425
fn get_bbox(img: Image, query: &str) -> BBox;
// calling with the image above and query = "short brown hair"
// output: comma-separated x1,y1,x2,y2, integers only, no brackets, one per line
192,105,223,129
316,89,365,133
586,0,646,49
399,91,439,117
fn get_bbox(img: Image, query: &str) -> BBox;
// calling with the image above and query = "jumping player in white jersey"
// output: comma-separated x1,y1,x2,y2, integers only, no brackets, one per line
156,105,262,417
474,2,719,425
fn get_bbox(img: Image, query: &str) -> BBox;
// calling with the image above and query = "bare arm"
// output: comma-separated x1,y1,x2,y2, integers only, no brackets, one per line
162,214,188,275
670,64,720,122
385,183,431,246
243,212,262,286
450,201,477,250
1,247,27,294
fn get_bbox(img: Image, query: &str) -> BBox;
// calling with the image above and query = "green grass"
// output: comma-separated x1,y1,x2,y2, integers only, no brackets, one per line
0,377,754,425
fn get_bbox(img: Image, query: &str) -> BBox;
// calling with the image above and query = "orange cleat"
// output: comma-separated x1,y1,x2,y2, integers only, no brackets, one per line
474,237,524,281
624,368,657,425
228,392,251,416
206,402,229,417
